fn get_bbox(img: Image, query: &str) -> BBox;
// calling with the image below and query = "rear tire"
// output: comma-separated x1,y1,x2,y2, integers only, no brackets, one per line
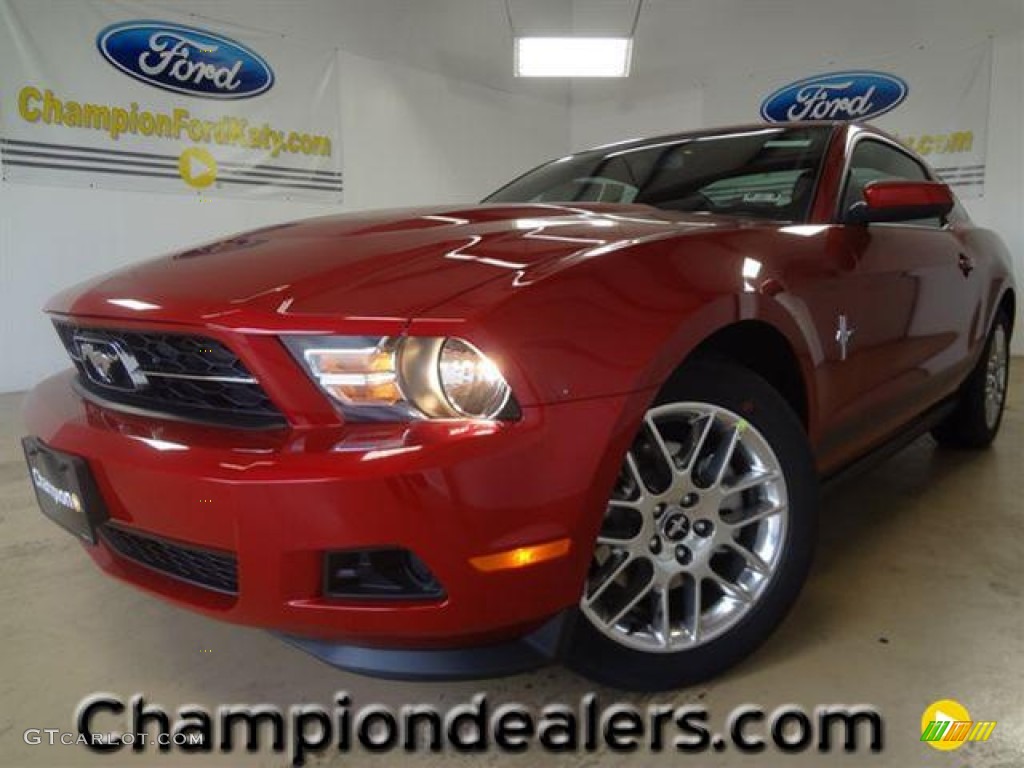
933,312,1011,449
566,361,817,692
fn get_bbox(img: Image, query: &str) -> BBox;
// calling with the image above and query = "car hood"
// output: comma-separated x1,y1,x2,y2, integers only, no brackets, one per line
47,203,744,330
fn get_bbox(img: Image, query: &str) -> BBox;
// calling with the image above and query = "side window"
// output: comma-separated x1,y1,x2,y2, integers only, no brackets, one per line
842,140,942,227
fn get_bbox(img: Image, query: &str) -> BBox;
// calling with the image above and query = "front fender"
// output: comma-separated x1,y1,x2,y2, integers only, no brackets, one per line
410,233,822,429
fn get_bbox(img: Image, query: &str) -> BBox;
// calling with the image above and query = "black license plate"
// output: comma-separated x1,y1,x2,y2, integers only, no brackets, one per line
22,437,107,544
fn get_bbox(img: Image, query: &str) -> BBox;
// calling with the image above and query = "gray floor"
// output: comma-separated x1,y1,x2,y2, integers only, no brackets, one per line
1,367,1021,767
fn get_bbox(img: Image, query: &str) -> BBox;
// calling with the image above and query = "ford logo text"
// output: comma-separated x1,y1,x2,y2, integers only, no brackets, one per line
760,70,908,123
96,21,274,99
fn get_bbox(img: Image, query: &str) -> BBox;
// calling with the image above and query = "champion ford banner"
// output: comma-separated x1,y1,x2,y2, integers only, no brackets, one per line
0,0,342,201
704,40,992,198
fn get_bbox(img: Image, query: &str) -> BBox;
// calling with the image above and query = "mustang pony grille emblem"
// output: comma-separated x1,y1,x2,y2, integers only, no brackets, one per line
75,336,149,391
836,314,856,361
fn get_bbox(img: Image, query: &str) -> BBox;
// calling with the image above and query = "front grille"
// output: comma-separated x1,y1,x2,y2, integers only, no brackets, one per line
101,524,238,595
54,322,285,428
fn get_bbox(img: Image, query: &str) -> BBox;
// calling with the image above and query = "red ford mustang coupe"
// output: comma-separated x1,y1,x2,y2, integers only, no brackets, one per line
24,122,1014,691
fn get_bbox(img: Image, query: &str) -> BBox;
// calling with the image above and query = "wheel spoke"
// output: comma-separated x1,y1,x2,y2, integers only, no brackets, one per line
726,501,787,530
682,413,716,473
595,529,642,549
656,586,672,647
722,468,780,497
597,501,644,548
688,577,702,643
707,571,753,605
644,413,681,476
596,535,631,548
607,571,657,627
622,452,647,499
609,497,642,509
712,425,743,487
585,553,633,605
725,540,771,578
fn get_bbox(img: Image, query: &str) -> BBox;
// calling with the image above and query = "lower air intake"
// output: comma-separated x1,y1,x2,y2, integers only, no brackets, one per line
101,524,239,595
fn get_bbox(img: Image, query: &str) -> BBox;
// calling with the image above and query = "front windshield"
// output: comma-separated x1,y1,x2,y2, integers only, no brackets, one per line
485,126,832,222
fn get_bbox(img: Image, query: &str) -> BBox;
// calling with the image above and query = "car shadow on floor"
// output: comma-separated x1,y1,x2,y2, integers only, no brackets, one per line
742,432,1005,676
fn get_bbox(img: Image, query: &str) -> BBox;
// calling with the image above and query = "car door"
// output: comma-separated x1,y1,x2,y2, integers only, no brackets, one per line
813,137,978,465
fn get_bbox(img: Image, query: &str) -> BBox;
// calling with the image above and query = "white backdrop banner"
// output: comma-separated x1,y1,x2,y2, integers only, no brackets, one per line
704,40,992,198
0,0,342,201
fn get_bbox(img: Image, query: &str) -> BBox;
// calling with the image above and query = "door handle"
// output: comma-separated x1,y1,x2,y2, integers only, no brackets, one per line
957,253,974,277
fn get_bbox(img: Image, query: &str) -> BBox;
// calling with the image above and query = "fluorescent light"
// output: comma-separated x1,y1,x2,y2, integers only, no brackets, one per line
515,37,632,78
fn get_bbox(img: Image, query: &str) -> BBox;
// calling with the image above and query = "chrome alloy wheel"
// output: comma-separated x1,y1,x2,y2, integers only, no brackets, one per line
984,324,1009,430
581,403,789,653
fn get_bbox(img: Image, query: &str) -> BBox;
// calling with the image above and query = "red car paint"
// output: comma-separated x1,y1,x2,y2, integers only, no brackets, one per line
24,122,1015,651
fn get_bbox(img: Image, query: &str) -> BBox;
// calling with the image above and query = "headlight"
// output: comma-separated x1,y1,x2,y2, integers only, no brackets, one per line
437,338,512,418
283,335,517,421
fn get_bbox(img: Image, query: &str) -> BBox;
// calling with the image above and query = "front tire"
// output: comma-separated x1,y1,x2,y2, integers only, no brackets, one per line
567,361,818,691
933,312,1011,449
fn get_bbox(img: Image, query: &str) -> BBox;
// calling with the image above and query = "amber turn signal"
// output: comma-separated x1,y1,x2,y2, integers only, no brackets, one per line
469,538,571,572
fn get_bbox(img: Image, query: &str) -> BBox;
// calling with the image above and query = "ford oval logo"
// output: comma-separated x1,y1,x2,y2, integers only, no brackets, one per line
97,21,274,99
760,70,908,123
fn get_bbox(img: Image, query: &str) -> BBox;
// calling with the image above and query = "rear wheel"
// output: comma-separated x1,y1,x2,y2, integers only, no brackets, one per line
933,312,1011,449
567,361,817,691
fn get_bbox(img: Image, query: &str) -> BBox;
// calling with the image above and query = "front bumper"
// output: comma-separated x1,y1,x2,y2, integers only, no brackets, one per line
24,371,638,656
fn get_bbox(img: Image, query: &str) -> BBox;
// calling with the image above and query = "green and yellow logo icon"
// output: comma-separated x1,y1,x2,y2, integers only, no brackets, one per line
921,698,996,751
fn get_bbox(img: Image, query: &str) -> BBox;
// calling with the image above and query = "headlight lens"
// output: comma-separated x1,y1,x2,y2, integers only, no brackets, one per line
283,335,517,421
437,338,512,418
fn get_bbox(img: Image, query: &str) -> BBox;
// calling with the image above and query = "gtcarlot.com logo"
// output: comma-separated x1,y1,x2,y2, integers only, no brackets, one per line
24,728,202,749
22,692,884,765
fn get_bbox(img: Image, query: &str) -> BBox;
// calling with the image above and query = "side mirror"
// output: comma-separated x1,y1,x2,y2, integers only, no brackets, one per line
846,180,954,224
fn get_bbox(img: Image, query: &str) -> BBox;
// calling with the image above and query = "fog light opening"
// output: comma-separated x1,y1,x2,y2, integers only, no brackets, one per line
323,548,444,600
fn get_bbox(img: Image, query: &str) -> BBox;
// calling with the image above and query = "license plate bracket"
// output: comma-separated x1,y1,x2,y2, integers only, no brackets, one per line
22,437,108,544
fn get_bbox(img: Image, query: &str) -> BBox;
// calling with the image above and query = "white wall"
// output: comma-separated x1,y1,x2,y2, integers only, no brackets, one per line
0,4,570,393
968,31,1024,356
570,78,702,150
